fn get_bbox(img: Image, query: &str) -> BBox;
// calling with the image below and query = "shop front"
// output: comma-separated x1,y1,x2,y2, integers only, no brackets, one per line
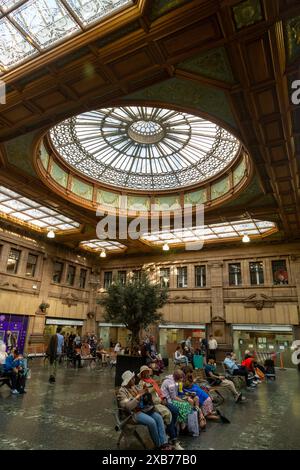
44,318,84,344
0,313,29,353
158,323,206,359
232,324,295,368
98,322,131,349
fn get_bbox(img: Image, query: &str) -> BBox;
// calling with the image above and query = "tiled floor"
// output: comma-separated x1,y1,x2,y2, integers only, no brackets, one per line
0,362,300,450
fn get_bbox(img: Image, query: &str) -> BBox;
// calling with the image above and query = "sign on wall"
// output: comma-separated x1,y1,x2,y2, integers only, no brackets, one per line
0,314,29,353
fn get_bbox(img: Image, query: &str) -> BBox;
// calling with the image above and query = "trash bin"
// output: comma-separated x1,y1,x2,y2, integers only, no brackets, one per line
193,354,203,369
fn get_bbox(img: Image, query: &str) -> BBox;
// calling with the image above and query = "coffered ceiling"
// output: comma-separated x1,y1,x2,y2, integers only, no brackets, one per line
0,0,299,255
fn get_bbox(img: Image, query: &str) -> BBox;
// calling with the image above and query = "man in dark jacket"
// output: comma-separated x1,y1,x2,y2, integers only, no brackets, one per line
46,326,64,383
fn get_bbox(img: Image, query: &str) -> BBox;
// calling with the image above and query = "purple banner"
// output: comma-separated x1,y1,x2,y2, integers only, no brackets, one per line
0,314,29,353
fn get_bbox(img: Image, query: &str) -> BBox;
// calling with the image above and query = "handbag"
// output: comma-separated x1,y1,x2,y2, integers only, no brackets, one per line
187,410,200,437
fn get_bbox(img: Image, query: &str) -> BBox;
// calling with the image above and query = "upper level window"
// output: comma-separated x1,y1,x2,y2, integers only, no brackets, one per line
53,261,64,283
272,260,288,285
6,248,21,274
118,270,127,285
177,267,188,288
160,268,170,288
249,262,264,285
104,271,112,289
195,265,206,287
132,270,142,281
26,253,38,277
67,265,76,286
79,268,87,289
229,263,242,286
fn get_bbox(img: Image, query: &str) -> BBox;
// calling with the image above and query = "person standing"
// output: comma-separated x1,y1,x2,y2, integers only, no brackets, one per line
208,334,218,361
46,326,64,383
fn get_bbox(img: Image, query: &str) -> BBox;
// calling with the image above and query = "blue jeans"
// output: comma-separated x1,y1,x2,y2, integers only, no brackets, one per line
166,403,179,441
135,411,167,448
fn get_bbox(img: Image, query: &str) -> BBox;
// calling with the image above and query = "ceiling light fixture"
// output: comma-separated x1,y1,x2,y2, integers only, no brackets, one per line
242,234,250,243
162,243,170,251
47,229,55,239
100,250,107,258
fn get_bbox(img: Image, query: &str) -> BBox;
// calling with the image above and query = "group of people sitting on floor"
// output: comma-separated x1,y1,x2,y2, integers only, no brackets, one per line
0,342,28,394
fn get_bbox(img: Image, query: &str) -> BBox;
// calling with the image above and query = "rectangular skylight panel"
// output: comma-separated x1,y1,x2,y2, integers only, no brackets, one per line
232,223,255,231
0,17,36,69
182,236,199,242
3,199,28,211
0,203,13,214
217,232,237,238
57,223,74,230
19,197,40,207
0,186,20,198
56,214,74,223
42,216,62,225
12,211,32,221
143,235,159,241
11,0,80,49
236,229,258,235
41,206,60,216
24,208,47,218
30,219,47,227
255,221,274,228
0,193,9,202
65,0,132,25
212,226,235,234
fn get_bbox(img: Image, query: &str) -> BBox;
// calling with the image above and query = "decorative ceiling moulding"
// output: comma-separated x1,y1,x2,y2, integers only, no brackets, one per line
33,129,253,217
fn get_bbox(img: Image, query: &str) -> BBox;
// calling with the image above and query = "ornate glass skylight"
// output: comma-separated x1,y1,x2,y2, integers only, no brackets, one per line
141,219,277,246
0,0,133,72
50,106,240,191
80,239,127,252
0,185,80,232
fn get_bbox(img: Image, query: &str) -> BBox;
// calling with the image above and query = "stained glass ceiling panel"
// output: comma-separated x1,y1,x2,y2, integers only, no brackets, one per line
0,0,133,72
0,185,80,233
50,106,240,191
141,219,277,246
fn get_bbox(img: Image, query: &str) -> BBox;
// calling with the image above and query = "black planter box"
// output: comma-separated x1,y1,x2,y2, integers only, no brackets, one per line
115,354,147,387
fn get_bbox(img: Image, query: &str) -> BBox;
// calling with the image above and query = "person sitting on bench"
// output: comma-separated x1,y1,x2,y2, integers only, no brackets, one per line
117,370,173,451
174,346,188,366
205,357,245,402
3,348,27,394
223,352,256,388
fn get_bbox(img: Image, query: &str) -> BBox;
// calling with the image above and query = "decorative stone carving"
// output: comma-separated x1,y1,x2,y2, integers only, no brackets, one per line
243,293,275,310
62,293,79,307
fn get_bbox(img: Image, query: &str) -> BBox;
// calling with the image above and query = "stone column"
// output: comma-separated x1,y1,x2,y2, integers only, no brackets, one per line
208,261,230,357
27,254,52,353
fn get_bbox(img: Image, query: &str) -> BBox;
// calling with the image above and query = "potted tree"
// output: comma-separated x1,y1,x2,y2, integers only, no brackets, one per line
99,271,168,386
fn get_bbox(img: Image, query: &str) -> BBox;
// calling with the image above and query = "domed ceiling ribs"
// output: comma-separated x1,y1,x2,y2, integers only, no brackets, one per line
49,106,240,191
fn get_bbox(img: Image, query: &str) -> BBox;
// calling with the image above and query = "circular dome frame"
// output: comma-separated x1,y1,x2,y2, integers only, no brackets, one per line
48,105,242,192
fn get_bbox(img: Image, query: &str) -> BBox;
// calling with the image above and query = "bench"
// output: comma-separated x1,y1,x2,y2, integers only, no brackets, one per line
193,369,225,406
114,395,153,449
222,363,245,389
0,371,11,389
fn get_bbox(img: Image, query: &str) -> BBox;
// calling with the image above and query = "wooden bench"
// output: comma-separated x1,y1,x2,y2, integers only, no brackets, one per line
192,369,225,406
114,394,153,449
0,372,10,389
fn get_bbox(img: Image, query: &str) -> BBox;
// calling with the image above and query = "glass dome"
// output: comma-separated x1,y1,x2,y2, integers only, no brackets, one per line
49,106,240,191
